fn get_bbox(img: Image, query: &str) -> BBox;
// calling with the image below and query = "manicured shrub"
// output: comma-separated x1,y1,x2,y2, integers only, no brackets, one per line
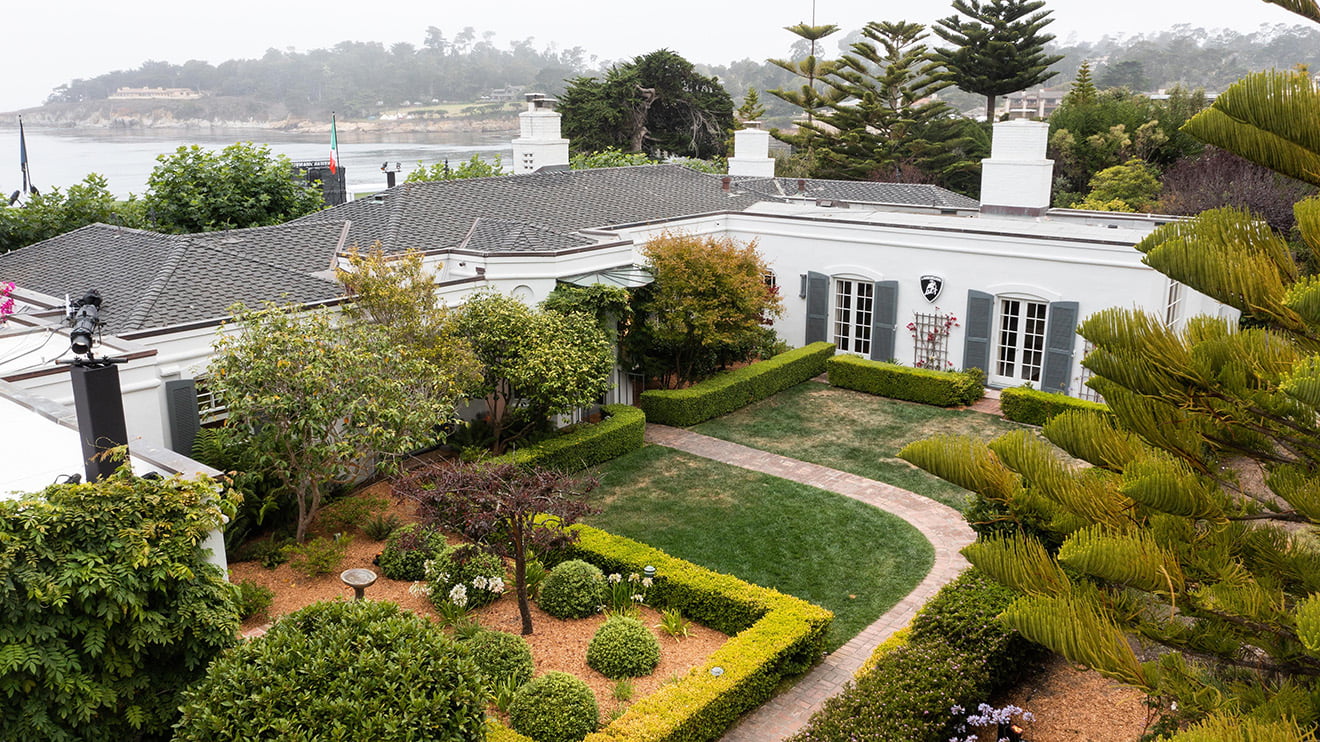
0,470,240,741
427,544,508,610
492,404,646,472
641,342,836,426
999,385,1110,426
286,534,351,577
233,579,274,621
232,536,293,568
826,355,984,406
788,569,1043,742
377,522,449,581
509,672,599,742
587,616,662,678
175,600,487,741
538,559,606,619
466,630,535,686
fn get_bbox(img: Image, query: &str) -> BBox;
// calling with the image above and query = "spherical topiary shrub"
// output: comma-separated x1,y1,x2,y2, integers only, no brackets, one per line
465,629,534,686
586,616,661,678
508,671,599,742
174,600,486,741
377,523,449,581
427,544,507,610
537,559,606,619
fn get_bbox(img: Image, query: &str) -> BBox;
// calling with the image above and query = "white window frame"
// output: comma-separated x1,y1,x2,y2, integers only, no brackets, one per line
833,278,873,356
992,296,1048,386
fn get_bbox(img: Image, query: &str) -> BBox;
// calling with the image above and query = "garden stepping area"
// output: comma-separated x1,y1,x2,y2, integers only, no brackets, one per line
642,423,974,741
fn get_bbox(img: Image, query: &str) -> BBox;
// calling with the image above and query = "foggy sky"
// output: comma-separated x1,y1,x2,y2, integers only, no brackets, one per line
5,0,1308,113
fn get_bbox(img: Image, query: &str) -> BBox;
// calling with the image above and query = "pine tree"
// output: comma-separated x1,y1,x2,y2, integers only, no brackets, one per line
736,88,767,125
929,0,1064,122
805,21,986,191
768,22,843,153
900,3,1320,737
1064,60,1097,106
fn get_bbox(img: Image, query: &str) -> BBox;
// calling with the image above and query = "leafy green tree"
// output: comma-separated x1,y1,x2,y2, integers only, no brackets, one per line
627,232,782,387
404,153,506,182
929,0,1065,122
1070,157,1162,212
803,21,988,192
174,600,487,740
396,461,597,635
455,291,614,454
569,148,657,170
142,142,324,233
0,467,239,741
0,174,141,253
209,301,464,542
900,4,1320,735
1097,59,1150,91
558,49,736,159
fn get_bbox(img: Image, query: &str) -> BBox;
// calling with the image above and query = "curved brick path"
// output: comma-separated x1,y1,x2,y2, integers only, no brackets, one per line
642,424,974,742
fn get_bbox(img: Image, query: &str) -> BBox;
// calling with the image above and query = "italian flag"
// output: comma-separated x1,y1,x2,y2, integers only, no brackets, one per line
329,113,339,174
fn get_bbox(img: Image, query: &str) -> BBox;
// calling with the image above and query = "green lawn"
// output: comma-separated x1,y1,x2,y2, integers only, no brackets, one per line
692,381,1026,511
587,445,934,650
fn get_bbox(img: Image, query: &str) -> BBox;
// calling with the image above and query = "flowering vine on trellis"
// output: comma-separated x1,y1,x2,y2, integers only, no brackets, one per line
907,308,958,369
0,282,16,324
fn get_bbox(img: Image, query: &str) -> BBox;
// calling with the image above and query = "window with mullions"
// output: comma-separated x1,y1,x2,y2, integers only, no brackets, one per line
833,279,874,355
996,298,1047,382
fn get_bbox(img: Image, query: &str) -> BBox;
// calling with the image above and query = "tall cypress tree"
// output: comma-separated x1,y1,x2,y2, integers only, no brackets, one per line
929,0,1064,122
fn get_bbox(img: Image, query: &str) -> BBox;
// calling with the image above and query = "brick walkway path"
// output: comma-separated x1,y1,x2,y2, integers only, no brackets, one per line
642,424,975,742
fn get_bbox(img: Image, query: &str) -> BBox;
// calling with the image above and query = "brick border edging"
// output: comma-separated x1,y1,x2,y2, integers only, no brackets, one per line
641,424,974,742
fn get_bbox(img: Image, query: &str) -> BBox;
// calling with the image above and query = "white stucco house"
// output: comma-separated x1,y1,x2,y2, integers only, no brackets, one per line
0,96,1231,492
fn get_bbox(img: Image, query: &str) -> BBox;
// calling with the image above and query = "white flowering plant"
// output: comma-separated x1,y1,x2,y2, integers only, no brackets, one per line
421,544,507,614
947,703,1035,742
604,572,653,619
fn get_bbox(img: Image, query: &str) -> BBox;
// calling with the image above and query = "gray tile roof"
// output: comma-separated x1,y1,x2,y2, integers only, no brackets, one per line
1,165,981,333
0,222,346,334
729,176,979,209
292,164,765,253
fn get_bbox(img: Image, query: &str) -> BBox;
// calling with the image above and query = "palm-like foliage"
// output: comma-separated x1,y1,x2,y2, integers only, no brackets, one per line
899,2,1320,737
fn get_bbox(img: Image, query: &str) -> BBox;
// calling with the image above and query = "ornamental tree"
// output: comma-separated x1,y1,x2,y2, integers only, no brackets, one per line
0,173,142,254
209,301,464,542
929,0,1064,123
395,461,598,635
900,3,1320,734
455,291,614,454
558,49,736,159
0,467,240,741
142,142,324,233
628,232,782,387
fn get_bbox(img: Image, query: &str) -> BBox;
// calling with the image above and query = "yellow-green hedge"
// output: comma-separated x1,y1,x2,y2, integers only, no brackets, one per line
490,405,645,473
998,386,1110,426
563,524,833,742
640,343,836,427
827,356,984,407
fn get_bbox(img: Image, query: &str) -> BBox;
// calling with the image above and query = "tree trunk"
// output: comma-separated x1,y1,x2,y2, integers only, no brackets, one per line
513,526,534,635
985,94,997,124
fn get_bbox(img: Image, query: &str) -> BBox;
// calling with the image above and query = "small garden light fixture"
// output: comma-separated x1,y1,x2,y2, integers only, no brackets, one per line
709,666,724,677
340,568,378,601
643,565,656,580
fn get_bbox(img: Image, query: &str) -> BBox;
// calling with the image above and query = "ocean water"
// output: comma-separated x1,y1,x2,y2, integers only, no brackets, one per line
0,126,515,200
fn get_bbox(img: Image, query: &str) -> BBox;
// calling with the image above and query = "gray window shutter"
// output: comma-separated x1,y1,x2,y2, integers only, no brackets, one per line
805,271,830,344
963,290,994,373
165,379,201,456
870,280,899,362
1041,301,1080,394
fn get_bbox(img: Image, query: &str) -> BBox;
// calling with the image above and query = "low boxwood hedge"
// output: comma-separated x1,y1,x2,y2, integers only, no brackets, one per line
490,521,834,742
788,569,1043,742
998,386,1110,426
826,356,983,407
492,404,645,473
640,342,836,427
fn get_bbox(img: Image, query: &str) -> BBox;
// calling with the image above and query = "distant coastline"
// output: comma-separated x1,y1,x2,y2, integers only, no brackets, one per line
0,98,519,135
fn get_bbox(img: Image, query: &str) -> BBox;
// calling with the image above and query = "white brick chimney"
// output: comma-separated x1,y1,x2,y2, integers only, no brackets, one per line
512,94,570,174
979,120,1054,217
727,122,776,178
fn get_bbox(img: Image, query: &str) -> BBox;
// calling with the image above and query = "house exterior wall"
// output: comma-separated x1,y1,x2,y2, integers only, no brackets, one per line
613,208,1230,397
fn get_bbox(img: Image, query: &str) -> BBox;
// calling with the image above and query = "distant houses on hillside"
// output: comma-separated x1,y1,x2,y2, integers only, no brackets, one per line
108,87,202,100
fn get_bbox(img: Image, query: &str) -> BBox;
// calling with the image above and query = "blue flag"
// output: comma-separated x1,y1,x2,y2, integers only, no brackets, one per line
18,114,30,194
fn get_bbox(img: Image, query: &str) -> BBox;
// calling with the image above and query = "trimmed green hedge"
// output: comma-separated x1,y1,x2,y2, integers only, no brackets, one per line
789,570,1043,742
492,404,645,472
485,523,832,742
826,356,983,407
999,386,1110,426
640,342,836,427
